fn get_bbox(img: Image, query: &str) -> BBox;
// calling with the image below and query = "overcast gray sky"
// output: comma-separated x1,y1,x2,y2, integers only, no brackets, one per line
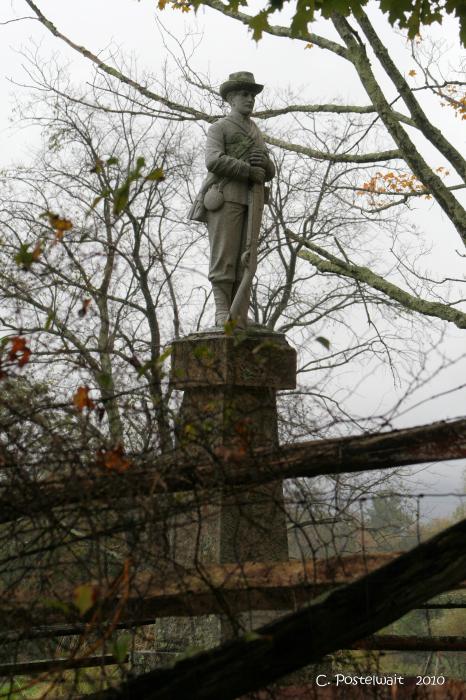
1,0,465,511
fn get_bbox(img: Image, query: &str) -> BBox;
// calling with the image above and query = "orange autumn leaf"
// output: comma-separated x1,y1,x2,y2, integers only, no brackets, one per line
437,87,466,118
41,211,73,240
8,336,31,367
408,69,417,77
356,169,444,203
73,386,96,412
96,444,131,473
50,216,73,233
53,219,73,241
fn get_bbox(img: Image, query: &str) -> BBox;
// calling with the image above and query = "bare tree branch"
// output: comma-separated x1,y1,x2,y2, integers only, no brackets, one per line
287,231,466,329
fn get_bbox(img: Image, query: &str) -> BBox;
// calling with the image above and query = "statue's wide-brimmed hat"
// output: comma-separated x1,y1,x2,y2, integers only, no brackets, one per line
219,71,264,100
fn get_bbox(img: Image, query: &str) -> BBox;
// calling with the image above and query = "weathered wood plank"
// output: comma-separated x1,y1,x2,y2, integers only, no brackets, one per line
2,637,463,679
352,635,466,652
81,516,466,700
3,553,466,641
0,654,127,677
1,418,465,524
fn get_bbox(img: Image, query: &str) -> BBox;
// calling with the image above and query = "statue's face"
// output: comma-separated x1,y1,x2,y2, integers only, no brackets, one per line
228,89,255,116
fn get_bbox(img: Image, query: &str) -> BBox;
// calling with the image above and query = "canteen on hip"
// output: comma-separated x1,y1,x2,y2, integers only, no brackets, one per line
204,184,225,211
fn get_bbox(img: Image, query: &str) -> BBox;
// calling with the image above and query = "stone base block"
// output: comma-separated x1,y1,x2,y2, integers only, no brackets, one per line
154,329,296,657
170,330,296,390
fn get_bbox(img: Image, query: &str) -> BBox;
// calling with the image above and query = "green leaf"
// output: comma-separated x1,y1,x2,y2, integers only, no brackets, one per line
406,5,421,38
290,0,316,35
223,318,238,336
157,345,172,364
227,0,249,11
106,156,119,166
73,584,96,615
90,188,111,212
90,195,103,210
269,0,285,10
14,243,35,270
44,310,55,331
113,180,131,215
248,10,271,40
315,335,330,350
112,633,131,663
145,167,166,182
112,157,155,214
136,156,146,170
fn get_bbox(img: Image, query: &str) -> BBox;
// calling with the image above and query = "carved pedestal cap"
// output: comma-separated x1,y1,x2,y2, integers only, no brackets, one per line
170,331,296,390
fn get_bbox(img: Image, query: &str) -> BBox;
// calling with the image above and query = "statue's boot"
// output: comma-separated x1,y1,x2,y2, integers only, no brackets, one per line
212,281,232,326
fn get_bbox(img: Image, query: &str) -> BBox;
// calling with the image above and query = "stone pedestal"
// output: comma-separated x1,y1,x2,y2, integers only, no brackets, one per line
154,329,296,658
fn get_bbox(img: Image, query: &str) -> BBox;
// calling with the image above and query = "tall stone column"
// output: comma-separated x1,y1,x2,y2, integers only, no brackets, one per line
153,329,296,659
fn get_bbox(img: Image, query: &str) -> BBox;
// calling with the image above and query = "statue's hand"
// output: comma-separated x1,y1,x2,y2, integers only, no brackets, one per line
249,148,267,168
249,165,266,184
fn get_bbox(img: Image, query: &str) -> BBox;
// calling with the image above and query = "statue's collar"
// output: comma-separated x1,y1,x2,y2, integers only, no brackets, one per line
225,114,254,135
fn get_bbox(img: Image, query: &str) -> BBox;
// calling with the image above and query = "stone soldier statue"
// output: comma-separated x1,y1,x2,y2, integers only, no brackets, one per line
189,71,275,329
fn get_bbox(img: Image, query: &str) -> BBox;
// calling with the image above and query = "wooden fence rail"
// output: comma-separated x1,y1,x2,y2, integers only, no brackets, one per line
1,418,465,526
3,553,466,641
2,636,465,678
79,516,466,700
0,655,127,677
